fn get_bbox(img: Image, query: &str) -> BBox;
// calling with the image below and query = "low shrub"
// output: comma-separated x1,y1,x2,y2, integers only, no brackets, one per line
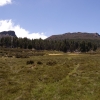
26,60,34,65
7,55,13,57
46,61,57,66
33,52,45,56
15,53,29,58
37,61,43,65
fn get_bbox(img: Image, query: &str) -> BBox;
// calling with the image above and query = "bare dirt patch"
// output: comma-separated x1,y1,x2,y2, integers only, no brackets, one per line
67,53,80,55
48,54,63,56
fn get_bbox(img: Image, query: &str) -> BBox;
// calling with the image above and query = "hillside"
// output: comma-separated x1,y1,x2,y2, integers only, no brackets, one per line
46,32,100,40
0,31,17,38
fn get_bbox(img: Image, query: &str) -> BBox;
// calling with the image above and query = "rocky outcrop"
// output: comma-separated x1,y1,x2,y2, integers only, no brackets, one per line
0,31,17,38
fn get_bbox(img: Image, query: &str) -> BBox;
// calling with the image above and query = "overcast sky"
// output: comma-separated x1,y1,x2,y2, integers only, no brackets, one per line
0,0,100,39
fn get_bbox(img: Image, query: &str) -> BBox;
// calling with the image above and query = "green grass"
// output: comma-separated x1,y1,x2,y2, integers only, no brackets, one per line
0,48,100,100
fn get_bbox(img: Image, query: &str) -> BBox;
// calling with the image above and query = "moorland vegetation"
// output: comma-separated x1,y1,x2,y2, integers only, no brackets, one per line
0,48,100,100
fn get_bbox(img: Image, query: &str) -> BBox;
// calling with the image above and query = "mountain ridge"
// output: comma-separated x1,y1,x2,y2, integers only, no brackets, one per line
46,32,100,40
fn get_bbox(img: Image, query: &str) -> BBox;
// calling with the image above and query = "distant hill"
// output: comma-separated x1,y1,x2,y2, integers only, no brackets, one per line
46,32,100,40
0,31,17,38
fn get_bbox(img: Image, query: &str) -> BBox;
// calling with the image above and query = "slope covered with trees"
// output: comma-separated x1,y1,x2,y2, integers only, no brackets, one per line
0,36,98,52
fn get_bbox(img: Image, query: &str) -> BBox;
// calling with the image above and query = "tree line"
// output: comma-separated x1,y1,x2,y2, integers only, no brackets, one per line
0,37,98,52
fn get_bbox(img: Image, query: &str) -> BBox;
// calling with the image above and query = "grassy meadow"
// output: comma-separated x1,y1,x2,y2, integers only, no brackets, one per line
0,48,100,100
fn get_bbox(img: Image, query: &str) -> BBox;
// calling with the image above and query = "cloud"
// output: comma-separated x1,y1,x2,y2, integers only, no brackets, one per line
0,0,12,6
0,19,47,39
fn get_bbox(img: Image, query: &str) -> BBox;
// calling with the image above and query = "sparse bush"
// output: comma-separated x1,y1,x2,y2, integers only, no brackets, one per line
33,52,45,56
7,55,13,57
46,61,57,66
26,60,34,65
15,53,29,58
37,61,43,65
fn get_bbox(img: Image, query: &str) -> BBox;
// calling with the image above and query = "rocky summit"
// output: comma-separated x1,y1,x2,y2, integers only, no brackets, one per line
0,31,17,38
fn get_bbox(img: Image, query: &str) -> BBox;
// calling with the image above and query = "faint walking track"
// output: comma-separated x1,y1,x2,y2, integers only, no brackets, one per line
66,64,80,79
